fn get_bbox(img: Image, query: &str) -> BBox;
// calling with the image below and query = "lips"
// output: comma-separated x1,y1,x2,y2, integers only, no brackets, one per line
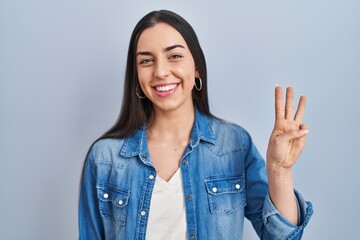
154,83,178,92
152,83,179,97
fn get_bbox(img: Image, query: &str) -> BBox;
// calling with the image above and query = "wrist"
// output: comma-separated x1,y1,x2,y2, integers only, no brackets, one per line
267,163,293,177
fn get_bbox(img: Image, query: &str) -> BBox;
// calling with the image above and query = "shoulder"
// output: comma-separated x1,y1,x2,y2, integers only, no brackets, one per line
208,116,251,139
87,138,126,163
206,116,253,149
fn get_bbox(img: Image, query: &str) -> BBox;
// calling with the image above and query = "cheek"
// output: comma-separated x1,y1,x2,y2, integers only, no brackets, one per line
175,62,196,83
137,67,152,84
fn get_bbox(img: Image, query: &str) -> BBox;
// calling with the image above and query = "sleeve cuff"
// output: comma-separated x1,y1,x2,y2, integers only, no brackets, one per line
262,190,314,239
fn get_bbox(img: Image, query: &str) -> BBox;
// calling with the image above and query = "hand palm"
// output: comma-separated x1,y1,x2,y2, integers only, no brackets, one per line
266,86,308,169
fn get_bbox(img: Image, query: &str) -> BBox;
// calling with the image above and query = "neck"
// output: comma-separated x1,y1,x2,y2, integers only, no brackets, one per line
147,106,195,140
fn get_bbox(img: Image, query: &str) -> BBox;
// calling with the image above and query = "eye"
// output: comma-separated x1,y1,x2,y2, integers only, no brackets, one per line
169,54,183,60
139,58,153,65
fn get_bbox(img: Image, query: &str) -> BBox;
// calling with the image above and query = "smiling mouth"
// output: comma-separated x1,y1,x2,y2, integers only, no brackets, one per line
153,83,178,92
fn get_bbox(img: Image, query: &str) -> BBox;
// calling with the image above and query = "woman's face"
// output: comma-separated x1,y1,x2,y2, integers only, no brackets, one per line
136,23,198,115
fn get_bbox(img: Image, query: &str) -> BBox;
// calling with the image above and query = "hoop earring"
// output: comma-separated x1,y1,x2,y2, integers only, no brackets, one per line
136,85,146,99
195,77,202,91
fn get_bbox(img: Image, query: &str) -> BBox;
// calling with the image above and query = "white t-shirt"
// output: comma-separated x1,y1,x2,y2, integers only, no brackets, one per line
146,168,187,240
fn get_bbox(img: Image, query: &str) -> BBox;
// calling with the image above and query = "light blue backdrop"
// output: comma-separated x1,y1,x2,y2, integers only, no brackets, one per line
1,1,359,239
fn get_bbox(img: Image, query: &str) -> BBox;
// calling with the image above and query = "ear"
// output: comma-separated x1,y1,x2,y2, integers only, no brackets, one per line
195,70,200,78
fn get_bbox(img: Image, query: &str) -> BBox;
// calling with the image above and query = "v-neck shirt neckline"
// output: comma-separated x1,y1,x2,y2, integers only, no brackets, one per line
146,168,187,239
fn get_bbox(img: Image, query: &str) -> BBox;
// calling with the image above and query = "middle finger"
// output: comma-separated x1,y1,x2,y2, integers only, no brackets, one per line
285,87,294,119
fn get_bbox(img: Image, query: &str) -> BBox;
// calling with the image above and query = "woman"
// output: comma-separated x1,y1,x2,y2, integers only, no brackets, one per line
79,10,313,240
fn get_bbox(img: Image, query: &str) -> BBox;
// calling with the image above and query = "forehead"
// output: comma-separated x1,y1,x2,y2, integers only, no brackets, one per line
137,23,188,51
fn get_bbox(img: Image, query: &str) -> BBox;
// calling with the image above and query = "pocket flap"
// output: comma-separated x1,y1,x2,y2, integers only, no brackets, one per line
205,174,245,196
97,184,130,208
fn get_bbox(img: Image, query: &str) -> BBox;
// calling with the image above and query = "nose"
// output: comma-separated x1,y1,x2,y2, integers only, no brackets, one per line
153,59,170,79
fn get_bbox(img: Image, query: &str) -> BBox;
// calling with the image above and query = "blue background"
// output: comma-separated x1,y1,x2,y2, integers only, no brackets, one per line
1,1,359,239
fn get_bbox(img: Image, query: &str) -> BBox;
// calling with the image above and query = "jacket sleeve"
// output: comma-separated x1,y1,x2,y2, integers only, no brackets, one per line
243,131,313,240
78,147,104,239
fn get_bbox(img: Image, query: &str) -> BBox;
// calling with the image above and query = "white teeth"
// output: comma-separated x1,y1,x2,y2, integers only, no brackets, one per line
155,84,177,92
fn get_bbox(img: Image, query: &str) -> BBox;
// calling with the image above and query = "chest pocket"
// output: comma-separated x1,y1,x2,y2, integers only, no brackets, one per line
204,174,246,215
97,184,130,225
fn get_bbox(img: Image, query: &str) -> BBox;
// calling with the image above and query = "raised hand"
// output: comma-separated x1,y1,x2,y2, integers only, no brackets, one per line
266,85,308,170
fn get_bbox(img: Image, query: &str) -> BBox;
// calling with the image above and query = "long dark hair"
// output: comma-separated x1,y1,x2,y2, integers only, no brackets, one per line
101,9,213,140
80,10,214,191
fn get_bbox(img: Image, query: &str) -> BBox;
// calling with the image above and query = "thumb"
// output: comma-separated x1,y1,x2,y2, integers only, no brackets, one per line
277,125,309,142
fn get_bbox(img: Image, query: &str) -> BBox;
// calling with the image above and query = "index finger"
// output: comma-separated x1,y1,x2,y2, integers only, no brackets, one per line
275,85,285,120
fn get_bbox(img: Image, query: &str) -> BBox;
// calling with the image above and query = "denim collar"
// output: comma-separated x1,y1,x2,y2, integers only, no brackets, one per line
119,108,215,166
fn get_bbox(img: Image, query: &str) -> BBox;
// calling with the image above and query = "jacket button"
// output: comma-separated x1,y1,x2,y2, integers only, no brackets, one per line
140,210,146,216
103,193,109,199
183,159,188,165
149,175,155,180
212,187,217,193
235,184,241,189
118,200,123,205
187,195,193,200
191,233,196,238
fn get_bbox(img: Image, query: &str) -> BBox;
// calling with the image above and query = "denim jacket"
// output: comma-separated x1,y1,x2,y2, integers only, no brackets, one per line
79,110,313,240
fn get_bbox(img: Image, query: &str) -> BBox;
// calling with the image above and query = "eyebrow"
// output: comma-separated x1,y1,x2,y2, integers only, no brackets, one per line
136,44,185,56
164,44,185,52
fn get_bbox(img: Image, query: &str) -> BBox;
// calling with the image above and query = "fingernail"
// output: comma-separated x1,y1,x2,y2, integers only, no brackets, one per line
300,129,309,135
275,84,280,87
